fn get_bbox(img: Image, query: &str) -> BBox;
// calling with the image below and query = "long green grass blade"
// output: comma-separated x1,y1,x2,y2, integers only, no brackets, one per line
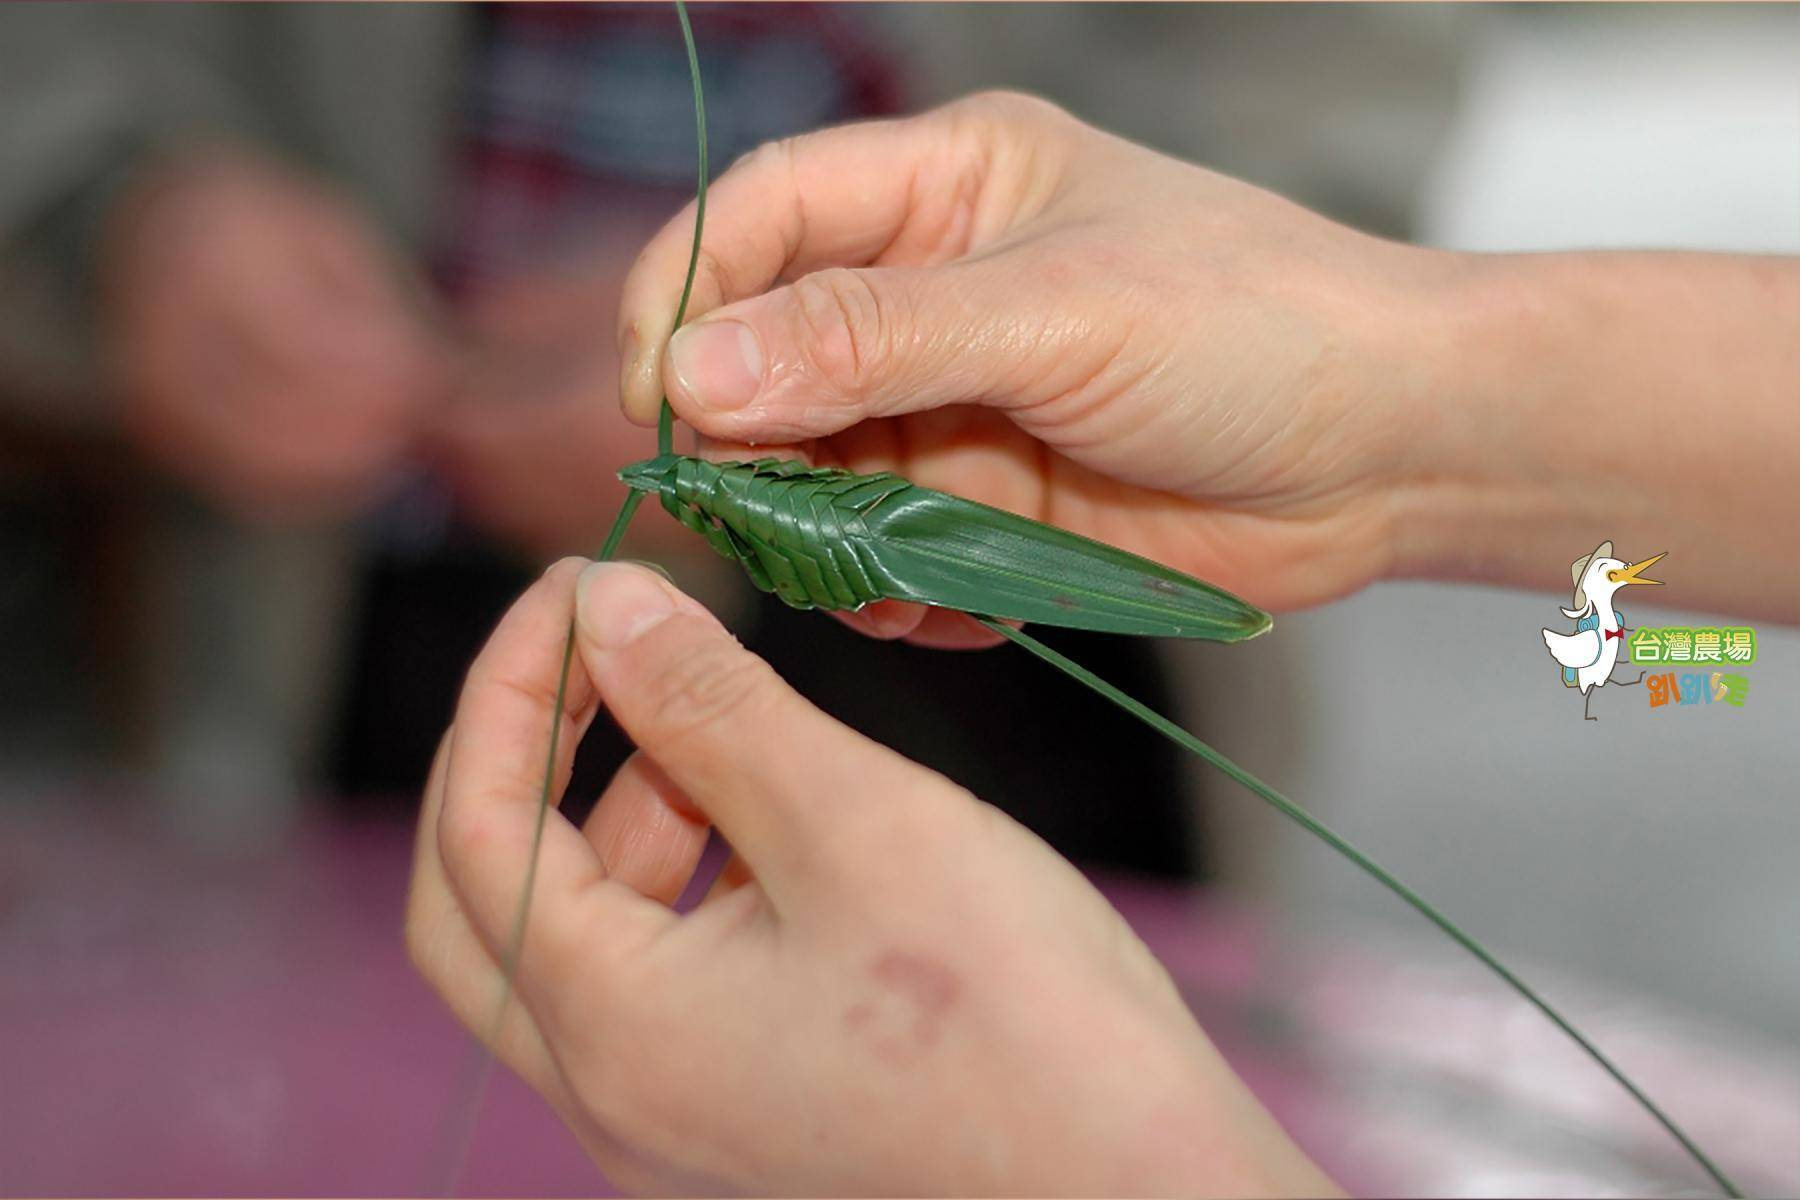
499,0,704,1034
499,493,645,1016
501,488,646,1020
434,495,646,1196
440,2,707,1186
490,0,708,1065
660,0,708,458
864,486,1270,640
977,616,1742,1199
491,0,709,1068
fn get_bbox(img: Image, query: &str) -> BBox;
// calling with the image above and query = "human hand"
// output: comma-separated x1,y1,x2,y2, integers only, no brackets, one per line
406,559,1335,1196
428,251,684,560
615,92,1454,641
103,149,445,520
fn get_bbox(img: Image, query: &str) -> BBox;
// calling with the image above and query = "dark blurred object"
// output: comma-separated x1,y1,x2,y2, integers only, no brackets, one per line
328,545,543,808
0,418,139,776
750,602,1195,876
334,565,1197,878
330,2,1195,877
440,3,901,292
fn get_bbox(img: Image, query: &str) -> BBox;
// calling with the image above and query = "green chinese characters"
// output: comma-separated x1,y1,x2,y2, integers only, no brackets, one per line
1629,625,1757,666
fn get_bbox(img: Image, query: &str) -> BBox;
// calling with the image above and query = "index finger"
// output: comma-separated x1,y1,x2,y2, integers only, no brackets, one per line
436,558,672,981
572,562,948,899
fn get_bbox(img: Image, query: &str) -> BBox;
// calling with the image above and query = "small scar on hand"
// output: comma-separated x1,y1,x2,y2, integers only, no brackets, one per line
842,949,962,1065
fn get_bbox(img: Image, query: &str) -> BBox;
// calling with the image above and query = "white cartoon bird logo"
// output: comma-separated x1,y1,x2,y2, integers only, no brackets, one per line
1542,541,1664,721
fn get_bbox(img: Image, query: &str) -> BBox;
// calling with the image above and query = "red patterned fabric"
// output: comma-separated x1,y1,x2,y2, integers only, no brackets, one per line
439,2,900,293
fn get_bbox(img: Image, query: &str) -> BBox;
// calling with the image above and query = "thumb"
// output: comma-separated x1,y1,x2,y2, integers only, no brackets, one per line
660,261,1056,443
572,561,928,898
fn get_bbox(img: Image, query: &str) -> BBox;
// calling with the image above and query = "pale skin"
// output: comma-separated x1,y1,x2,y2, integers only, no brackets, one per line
617,92,1800,632
411,93,1800,1193
408,559,1333,1197
103,149,448,521
101,147,669,543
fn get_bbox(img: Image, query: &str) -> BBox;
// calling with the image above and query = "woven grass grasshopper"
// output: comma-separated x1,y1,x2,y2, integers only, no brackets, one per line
618,453,1272,641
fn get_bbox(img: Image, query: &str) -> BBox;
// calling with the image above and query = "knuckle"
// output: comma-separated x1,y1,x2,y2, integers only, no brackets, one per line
956,88,1069,129
732,135,789,175
790,267,896,395
435,795,497,876
739,131,812,191
695,244,736,311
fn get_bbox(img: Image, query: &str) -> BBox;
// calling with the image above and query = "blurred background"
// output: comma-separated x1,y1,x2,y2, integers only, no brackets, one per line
1,3,1796,1196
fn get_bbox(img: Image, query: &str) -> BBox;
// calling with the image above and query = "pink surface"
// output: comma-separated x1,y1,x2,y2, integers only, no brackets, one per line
4,799,1797,1197
1,806,599,1197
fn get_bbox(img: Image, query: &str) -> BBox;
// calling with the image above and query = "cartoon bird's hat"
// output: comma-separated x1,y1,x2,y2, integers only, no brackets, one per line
1569,541,1612,611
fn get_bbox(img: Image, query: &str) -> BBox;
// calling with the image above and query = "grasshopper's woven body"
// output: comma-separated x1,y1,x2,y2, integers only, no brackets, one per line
626,454,906,611
619,453,1272,641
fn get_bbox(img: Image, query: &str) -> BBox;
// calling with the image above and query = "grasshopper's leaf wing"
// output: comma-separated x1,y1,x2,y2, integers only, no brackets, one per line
858,486,1272,641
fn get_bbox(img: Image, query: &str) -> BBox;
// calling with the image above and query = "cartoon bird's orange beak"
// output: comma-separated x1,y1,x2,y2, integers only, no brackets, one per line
1607,553,1665,587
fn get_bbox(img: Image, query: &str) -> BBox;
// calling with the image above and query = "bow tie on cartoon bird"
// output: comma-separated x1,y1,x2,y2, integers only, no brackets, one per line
1542,541,1664,721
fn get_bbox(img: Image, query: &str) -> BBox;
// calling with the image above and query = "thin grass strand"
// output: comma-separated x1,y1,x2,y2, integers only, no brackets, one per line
438,3,711,1184
660,0,709,458
977,615,1742,1199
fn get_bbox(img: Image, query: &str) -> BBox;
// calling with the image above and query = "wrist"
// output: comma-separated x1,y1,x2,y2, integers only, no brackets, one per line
1379,251,1630,588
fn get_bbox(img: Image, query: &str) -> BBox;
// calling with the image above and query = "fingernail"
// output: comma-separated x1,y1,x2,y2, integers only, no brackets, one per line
578,562,677,649
668,319,763,411
621,558,676,585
